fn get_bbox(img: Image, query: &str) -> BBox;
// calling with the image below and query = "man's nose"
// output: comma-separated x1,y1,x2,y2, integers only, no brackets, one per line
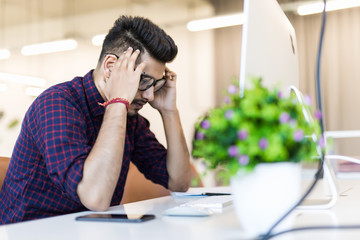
141,87,155,101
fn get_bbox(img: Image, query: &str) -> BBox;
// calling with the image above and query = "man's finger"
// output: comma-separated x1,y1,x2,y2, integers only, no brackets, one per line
128,49,141,70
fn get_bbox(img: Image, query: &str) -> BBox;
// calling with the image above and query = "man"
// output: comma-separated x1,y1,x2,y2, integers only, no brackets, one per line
0,15,190,224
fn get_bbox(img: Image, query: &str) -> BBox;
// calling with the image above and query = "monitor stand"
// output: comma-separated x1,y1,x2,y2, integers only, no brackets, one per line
289,86,339,210
297,158,338,210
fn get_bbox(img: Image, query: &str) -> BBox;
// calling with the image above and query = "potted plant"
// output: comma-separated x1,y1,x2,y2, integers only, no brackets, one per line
192,77,323,236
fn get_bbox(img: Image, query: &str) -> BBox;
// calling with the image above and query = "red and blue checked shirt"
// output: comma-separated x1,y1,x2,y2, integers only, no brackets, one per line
0,70,169,225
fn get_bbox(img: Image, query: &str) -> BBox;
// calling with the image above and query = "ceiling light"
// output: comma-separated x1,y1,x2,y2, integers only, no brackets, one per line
92,34,106,46
187,13,244,32
0,72,46,87
0,83,7,92
298,0,360,15
0,49,10,60
21,39,78,56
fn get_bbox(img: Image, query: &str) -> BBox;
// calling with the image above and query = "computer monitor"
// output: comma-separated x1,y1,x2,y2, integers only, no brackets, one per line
239,0,338,209
239,0,299,97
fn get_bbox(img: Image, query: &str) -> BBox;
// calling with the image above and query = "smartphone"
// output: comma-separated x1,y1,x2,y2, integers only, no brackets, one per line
75,213,155,223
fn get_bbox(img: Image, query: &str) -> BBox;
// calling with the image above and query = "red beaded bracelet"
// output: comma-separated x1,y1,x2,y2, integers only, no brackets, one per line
98,97,130,111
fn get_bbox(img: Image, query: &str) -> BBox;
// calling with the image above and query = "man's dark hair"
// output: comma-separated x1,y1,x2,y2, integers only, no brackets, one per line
98,15,178,64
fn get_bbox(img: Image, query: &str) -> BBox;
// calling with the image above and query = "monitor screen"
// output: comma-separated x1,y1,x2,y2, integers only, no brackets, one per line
239,0,299,97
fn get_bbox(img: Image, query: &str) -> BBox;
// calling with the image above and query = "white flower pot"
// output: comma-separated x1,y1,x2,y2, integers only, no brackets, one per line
230,162,301,237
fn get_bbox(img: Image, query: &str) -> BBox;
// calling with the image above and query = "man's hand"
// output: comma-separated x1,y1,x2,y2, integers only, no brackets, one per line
149,67,177,113
100,47,146,103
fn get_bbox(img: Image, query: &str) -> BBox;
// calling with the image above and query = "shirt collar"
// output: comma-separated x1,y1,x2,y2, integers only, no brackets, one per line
82,69,106,117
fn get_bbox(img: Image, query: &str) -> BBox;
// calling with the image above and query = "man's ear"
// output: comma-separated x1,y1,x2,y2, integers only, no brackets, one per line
102,55,117,79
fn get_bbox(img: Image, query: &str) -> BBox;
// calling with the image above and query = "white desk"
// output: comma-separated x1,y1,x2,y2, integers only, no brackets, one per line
2,182,360,240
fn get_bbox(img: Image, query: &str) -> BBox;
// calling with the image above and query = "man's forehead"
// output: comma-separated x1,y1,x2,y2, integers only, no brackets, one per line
137,52,166,78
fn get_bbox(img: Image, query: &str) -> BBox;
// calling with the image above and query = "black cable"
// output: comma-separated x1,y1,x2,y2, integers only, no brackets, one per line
258,1,328,239
316,0,327,133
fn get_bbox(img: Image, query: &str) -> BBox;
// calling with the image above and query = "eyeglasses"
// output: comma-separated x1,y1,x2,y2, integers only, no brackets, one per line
105,53,167,92
139,73,167,92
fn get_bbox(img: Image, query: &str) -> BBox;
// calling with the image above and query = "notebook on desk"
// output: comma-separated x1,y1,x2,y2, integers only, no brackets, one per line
180,195,234,209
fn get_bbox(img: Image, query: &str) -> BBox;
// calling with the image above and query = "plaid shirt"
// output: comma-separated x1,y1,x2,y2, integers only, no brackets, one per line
0,70,169,224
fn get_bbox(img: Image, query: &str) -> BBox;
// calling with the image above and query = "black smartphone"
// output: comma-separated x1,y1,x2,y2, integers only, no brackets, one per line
75,213,155,223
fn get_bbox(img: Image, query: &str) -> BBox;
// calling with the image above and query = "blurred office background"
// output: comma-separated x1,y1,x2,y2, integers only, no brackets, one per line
0,0,360,179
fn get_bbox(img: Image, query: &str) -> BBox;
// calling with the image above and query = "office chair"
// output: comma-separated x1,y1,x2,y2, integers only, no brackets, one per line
0,156,10,189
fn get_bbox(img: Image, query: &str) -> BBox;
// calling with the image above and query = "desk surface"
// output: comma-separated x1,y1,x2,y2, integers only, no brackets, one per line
2,182,360,240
